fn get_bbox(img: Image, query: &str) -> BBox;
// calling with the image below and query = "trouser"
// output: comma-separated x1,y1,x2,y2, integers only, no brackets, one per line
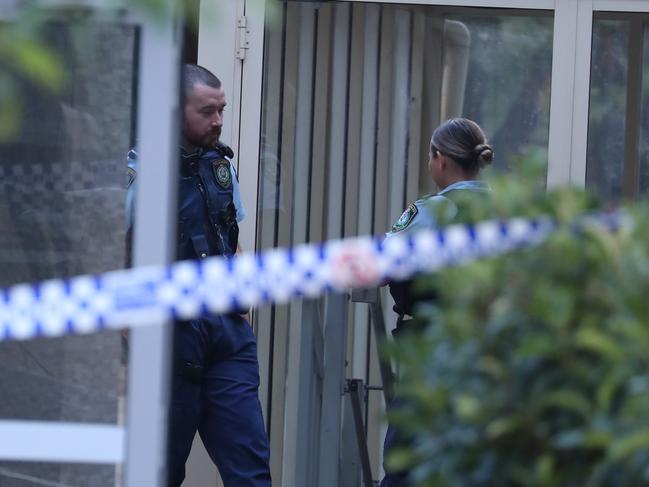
381,317,424,487
167,314,272,487
380,404,411,487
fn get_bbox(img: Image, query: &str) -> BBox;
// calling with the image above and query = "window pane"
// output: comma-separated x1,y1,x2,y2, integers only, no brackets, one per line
255,2,554,483
587,19,628,203
451,13,554,173
0,461,116,486
639,23,649,195
0,15,138,486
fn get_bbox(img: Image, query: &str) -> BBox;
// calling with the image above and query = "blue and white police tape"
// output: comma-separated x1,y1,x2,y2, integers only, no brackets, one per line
0,212,626,342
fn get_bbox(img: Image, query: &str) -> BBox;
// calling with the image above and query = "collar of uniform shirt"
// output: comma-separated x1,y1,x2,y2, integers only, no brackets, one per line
437,180,491,195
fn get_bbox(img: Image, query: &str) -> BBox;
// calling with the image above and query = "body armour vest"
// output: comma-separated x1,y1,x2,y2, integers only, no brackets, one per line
177,147,239,260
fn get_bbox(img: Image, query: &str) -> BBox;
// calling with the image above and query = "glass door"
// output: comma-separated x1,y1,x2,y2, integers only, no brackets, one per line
207,0,649,485
587,11,649,203
253,2,554,485
0,13,138,487
0,2,180,486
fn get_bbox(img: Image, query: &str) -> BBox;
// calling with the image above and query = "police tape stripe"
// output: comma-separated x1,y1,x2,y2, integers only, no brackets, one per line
0,213,623,342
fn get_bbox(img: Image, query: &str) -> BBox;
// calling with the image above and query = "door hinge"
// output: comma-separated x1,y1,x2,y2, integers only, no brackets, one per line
236,15,250,61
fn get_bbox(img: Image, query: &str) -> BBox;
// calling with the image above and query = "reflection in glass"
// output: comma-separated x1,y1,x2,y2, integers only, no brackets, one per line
255,2,554,483
0,19,138,486
587,19,628,203
639,24,649,196
453,14,554,172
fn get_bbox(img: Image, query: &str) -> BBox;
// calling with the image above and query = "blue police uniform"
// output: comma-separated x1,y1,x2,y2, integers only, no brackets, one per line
127,145,271,487
381,180,490,487
384,180,490,319
385,180,490,239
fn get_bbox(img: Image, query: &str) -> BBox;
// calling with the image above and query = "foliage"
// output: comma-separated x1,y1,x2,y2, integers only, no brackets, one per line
0,0,218,142
385,162,649,486
0,6,65,140
0,0,280,142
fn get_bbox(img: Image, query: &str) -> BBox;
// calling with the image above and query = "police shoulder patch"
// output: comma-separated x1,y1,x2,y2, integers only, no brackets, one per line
127,166,137,188
212,159,232,188
391,203,418,233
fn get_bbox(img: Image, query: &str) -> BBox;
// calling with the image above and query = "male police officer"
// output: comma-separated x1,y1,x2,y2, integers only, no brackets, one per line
128,64,271,487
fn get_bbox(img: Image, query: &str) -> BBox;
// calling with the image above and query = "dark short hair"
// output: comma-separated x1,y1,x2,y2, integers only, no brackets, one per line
181,64,221,101
431,118,494,173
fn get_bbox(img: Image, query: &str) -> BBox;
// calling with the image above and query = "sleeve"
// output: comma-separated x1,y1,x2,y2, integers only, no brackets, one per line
230,163,247,223
126,149,138,233
383,203,430,317
384,198,445,318
126,149,138,230
384,202,432,240
384,195,458,240
125,149,138,267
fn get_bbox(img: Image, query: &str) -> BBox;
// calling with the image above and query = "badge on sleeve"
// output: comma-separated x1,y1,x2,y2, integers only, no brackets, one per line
212,159,232,188
127,166,137,188
391,204,418,232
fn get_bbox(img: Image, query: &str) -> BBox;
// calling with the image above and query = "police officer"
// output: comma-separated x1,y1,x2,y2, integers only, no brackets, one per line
128,64,271,487
381,118,494,487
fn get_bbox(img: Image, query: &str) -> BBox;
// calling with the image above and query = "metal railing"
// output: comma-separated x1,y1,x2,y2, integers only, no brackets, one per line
345,287,395,487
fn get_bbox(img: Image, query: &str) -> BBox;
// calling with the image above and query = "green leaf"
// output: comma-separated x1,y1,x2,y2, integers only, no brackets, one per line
515,335,555,359
453,394,481,421
608,428,649,462
539,390,592,418
596,371,625,412
583,430,613,449
385,447,416,472
554,429,612,450
534,454,555,486
9,39,64,91
574,327,624,361
478,356,506,379
486,417,523,439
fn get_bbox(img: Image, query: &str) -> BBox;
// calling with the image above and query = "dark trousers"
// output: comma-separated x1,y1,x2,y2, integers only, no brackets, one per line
167,314,271,487
380,407,411,487
381,318,424,487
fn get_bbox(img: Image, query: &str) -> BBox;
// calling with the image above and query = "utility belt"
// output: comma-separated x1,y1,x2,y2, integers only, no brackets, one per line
174,311,250,383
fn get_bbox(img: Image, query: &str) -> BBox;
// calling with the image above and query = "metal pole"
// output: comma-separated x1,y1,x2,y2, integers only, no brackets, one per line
352,288,395,404
124,3,182,485
346,379,375,487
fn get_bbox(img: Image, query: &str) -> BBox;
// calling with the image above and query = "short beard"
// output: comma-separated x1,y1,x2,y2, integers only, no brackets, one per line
205,133,220,148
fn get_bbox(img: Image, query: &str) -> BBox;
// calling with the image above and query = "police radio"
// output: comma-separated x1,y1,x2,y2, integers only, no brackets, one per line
216,141,235,159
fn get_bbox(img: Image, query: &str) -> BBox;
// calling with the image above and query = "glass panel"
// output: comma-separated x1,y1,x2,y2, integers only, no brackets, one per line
257,5,554,249
255,2,554,483
587,18,629,203
0,13,138,486
587,15,649,203
639,23,649,195
449,13,554,173
0,461,116,486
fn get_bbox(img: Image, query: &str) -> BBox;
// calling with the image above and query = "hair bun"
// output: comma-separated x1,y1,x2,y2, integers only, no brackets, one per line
473,144,494,167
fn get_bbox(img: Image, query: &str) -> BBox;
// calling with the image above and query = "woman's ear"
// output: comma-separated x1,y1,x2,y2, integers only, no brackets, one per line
438,153,448,171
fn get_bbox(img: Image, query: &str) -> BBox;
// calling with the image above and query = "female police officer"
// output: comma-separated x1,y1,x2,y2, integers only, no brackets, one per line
381,118,494,487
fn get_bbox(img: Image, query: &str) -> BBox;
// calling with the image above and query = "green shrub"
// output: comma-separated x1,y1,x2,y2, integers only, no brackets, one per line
385,163,649,486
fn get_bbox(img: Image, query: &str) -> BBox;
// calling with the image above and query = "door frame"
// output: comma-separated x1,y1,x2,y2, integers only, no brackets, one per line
0,2,181,487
